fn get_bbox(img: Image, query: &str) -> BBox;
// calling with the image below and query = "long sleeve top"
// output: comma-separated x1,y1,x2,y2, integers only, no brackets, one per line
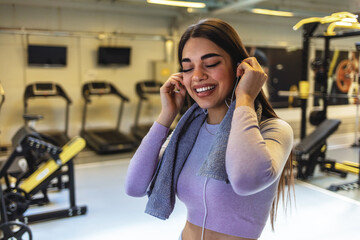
125,106,293,239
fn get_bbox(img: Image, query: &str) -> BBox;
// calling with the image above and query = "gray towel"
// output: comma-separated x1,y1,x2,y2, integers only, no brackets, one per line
145,101,262,220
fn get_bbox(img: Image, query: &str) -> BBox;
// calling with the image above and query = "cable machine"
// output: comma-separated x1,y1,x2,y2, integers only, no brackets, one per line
298,24,360,140
293,12,360,188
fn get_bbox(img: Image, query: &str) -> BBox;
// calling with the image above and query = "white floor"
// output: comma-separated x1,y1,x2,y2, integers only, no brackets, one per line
26,158,360,240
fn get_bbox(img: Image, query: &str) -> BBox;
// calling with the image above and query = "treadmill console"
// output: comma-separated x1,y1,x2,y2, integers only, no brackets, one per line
140,82,161,94
33,83,57,96
89,82,111,94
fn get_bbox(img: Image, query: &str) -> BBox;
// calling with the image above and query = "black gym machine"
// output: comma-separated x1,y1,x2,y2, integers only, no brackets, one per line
81,81,137,154
293,21,360,186
0,84,87,239
328,41,360,191
0,127,87,239
23,82,72,147
0,82,7,153
131,80,163,142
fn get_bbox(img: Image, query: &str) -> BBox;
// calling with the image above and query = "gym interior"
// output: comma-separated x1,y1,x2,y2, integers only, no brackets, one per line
1,1,360,239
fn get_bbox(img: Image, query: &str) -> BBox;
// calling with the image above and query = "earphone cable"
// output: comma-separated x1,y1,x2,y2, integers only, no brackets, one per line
201,177,209,240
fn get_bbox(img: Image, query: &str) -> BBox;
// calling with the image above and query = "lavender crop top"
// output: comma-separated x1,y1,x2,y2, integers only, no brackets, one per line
125,106,293,239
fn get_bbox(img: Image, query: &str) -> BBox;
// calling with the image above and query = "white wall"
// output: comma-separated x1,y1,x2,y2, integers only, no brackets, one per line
0,3,360,144
0,4,172,144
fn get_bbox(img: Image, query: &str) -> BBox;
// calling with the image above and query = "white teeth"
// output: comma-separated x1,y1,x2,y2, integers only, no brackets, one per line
196,86,215,93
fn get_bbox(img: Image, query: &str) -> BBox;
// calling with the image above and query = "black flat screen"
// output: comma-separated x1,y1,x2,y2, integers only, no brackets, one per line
28,45,67,67
98,47,131,66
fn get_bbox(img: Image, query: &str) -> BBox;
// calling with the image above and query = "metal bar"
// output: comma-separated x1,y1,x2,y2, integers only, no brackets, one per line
300,25,311,139
0,27,169,41
134,100,142,128
65,102,70,136
81,101,87,132
67,160,76,207
0,186,9,224
116,100,124,130
323,37,330,118
0,149,21,177
313,30,360,39
278,90,360,99
23,206,87,223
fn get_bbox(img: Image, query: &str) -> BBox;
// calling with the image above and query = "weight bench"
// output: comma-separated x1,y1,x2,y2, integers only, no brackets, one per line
294,119,347,179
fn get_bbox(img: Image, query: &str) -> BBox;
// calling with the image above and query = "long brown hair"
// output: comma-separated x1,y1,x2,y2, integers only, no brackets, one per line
178,18,294,229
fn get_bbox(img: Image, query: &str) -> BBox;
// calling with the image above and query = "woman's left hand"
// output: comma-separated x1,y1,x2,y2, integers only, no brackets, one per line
235,57,268,108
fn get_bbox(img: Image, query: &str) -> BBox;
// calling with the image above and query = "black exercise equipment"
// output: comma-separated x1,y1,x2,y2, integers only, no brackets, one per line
328,42,360,191
0,82,7,153
297,22,360,139
24,82,72,147
0,119,87,239
292,20,360,184
309,109,326,126
294,119,348,179
131,80,163,141
81,81,137,154
351,42,360,147
24,83,73,194
0,220,32,240
0,83,4,112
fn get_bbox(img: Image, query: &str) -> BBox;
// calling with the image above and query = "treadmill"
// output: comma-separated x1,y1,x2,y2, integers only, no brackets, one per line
0,82,4,111
131,80,163,141
0,82,7,153
23,82,72,147
81,81,137,154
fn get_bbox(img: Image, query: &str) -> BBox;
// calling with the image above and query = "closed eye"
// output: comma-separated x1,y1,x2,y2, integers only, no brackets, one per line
182,61,220,72
206,61,220,68
182,68,193,73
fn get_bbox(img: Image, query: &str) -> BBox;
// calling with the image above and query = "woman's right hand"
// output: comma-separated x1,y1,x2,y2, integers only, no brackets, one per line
156,72,186,127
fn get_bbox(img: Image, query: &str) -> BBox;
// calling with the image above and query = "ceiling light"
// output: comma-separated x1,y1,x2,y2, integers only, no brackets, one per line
147,0,206,8
251,8,294,17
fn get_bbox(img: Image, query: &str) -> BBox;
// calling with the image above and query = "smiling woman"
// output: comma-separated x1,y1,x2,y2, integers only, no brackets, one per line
180,38,235,122
125,18,294,240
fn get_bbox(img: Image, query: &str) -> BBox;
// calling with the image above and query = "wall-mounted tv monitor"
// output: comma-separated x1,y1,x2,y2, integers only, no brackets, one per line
27,45,67,67
98,47,131,66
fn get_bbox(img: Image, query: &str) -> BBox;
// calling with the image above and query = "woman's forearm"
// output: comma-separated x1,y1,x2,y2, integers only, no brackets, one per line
125,122,169,197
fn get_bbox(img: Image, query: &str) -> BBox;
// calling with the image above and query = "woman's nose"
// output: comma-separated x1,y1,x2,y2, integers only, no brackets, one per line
192,67,207,81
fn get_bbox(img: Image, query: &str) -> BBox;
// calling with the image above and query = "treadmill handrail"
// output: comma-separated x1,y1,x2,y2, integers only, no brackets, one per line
23,82,72,138
24,82,72,108
82,81,130,103
135,80,162,100
0,82,5,111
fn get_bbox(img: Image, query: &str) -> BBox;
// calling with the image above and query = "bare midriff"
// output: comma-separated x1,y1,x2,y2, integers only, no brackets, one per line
181,221,257,240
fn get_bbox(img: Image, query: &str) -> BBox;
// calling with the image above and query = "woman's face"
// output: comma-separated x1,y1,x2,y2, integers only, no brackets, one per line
181,37,235,111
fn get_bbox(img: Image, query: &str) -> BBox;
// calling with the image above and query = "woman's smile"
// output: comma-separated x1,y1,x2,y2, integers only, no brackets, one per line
194,84,217,96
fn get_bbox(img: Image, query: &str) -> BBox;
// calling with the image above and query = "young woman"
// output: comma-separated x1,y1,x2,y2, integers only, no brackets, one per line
125,18,294,240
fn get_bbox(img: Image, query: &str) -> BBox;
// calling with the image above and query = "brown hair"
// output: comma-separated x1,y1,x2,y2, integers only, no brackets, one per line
178,18,294,229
